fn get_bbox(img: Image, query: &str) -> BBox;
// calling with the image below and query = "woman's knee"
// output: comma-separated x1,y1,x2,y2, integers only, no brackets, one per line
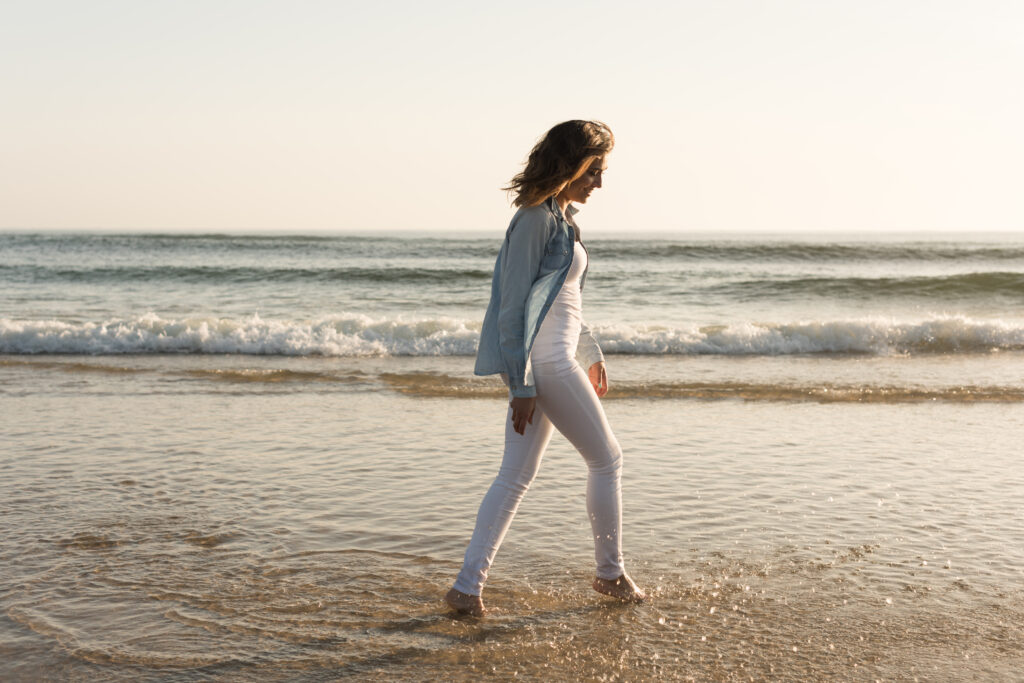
495,464,538,495
586,438,623,476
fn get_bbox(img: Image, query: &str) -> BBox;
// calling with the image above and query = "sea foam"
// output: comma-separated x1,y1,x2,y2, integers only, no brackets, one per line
2,313,1023,356
596,317,1024,355
0,313,479,356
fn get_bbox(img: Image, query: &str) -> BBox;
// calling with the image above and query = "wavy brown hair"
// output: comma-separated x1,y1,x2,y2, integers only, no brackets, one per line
505,120,614,207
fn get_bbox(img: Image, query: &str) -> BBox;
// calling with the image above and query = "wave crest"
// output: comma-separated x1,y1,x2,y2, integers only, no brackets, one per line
598,317,1024,355
0,313,479,356
2,314,1023,356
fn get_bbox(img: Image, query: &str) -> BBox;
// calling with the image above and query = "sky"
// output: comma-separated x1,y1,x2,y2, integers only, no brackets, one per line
2,0,1022,234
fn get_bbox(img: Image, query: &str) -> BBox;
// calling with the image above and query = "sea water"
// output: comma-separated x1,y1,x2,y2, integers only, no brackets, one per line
2,231,1023,680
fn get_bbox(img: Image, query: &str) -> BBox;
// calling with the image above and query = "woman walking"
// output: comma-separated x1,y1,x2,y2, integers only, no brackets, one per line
445,120,644,616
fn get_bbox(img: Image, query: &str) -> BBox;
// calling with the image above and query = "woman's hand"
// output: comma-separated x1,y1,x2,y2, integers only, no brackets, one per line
588,361,609,398
509,396,536,435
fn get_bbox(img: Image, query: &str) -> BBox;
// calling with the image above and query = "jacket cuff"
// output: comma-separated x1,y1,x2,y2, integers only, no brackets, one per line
509,383,537,399
576,341,605,370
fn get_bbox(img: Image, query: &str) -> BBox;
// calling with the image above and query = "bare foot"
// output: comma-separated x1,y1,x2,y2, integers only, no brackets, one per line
593,574,646,603
444,588,485,617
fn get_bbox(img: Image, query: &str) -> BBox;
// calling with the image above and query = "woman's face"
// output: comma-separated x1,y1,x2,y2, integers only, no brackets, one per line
561,157,607,204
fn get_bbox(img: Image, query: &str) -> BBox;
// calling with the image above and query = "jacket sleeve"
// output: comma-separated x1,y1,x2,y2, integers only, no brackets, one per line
575,317,605,370
497,208,551,398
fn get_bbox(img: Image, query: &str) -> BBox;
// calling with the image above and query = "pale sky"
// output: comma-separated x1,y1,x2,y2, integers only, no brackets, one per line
2,0,1022,233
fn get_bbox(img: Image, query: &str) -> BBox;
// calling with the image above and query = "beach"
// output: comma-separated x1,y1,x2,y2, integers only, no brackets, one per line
2,232,1024,680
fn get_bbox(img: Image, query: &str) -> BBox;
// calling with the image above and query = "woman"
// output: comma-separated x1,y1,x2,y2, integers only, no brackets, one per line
445,120,645,616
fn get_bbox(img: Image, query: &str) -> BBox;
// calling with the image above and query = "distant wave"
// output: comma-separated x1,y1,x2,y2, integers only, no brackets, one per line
0,233,500,260
712,271,1024,300
8,263,1024,302
590,241,1024,264
0,264,491,285
7,233,1024,263
3,314,1024,357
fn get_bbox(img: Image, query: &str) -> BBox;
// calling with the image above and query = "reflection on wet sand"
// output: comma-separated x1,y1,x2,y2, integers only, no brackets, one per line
7,543,1022,680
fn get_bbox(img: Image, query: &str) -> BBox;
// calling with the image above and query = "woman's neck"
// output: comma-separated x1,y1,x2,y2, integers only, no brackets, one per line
554,192,571,216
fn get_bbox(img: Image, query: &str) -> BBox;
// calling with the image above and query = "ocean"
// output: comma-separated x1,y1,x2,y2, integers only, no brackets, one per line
2,231,1023,680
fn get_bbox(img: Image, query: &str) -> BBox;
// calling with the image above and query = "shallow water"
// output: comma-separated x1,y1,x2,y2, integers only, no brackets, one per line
4,231,1024,679
3,357,1023,680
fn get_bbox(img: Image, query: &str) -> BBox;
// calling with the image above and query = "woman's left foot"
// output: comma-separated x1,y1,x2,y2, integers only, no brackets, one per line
593,574,646,603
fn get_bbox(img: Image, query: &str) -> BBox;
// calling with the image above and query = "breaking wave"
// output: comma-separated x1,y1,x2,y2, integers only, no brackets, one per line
3,314,1024,357
0,314,479,356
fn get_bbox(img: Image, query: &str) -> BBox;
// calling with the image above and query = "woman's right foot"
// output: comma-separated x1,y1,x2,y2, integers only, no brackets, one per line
444,588,485,617
593,573,646,603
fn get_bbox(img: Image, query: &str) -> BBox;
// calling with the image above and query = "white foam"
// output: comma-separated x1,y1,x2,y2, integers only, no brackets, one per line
0,313,480,356
2,313,1022,356
596,316,1024,355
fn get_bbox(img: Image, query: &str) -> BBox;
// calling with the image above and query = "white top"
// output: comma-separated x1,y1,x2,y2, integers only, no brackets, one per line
530,240,587,364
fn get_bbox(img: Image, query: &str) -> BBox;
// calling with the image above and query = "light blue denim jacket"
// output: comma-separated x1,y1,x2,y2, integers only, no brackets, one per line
474,197,605,398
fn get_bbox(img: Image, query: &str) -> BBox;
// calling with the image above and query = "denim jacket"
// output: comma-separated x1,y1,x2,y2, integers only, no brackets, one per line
474,197,605,398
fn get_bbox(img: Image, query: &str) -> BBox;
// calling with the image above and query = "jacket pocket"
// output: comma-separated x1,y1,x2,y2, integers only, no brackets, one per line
540,231,570,272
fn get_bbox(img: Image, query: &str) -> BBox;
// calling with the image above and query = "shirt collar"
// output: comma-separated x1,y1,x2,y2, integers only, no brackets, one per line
547,196,580,220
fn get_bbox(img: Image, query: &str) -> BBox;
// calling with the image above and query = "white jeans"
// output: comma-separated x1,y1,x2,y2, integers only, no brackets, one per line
453,357,625,596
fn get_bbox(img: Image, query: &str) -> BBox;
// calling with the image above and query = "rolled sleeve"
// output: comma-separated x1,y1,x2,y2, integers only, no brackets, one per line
575,317,605,371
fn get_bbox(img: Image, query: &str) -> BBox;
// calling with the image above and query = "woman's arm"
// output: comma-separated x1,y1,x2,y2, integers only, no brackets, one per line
588,361,608,398
577,318,608,397
497,208,552,398
509,396,536,435
576,317,605,371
